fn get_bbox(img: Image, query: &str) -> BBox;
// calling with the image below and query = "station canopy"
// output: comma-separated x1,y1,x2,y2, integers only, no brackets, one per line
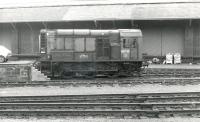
0,1,200,23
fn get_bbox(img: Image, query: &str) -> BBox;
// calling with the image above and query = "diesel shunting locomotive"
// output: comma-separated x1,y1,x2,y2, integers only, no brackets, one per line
38,29,143,78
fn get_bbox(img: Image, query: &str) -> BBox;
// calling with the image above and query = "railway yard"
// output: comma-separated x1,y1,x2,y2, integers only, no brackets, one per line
0,62,200,121
0,0,199,121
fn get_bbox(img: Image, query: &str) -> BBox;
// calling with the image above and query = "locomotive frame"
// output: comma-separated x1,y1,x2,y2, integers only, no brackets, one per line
38,29,143,78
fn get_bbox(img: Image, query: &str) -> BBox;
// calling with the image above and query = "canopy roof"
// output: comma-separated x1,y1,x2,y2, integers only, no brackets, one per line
0,1,199,23
1,0,200,8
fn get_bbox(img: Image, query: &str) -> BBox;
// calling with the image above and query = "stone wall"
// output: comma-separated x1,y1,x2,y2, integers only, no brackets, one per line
0,64,31,81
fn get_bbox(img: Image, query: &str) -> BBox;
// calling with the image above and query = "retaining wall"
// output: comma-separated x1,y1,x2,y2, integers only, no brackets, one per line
0,64,31,81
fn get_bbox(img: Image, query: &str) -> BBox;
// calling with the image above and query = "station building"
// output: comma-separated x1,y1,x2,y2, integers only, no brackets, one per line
0,0,199,62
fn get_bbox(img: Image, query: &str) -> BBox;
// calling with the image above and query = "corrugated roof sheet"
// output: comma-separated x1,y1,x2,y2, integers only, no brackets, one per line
132,3,200,20
63,5,133,21
0,2,200,23
63,3,200,21
0,6,68,22
1,0,200,8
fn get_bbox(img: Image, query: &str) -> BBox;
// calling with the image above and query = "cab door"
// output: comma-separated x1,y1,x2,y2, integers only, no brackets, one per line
121,38,138,60
130,38,138,59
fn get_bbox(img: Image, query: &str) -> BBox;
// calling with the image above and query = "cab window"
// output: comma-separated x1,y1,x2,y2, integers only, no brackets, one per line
122,38,137,48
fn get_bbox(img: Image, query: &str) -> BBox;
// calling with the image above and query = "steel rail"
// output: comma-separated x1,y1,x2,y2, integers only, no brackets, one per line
0,102,200,111
0,78,200,87
1,92,200,103
0,109,200,118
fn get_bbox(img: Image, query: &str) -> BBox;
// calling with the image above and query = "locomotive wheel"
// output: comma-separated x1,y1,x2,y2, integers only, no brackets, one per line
0,55,5,63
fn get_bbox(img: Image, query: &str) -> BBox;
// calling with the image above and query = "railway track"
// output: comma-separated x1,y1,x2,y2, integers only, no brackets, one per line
0,102,200,111
2,92,200,118
1,104,200,118
142,68,200,78
1,92,200,103
1,109,200,118
1,77,200,87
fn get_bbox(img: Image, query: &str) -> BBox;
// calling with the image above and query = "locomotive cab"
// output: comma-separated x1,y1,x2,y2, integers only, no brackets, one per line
120,29,142,61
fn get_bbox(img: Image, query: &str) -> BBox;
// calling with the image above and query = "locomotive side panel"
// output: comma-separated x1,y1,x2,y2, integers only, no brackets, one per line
96,37,110,60
110,32,120,60
74,37,96,61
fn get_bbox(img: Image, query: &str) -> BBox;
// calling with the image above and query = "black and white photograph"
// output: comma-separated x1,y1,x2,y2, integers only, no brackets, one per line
0,0,199,121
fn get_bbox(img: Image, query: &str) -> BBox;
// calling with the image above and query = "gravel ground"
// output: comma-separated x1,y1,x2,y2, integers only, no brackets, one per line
0,84,200,96
0,117,200,122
